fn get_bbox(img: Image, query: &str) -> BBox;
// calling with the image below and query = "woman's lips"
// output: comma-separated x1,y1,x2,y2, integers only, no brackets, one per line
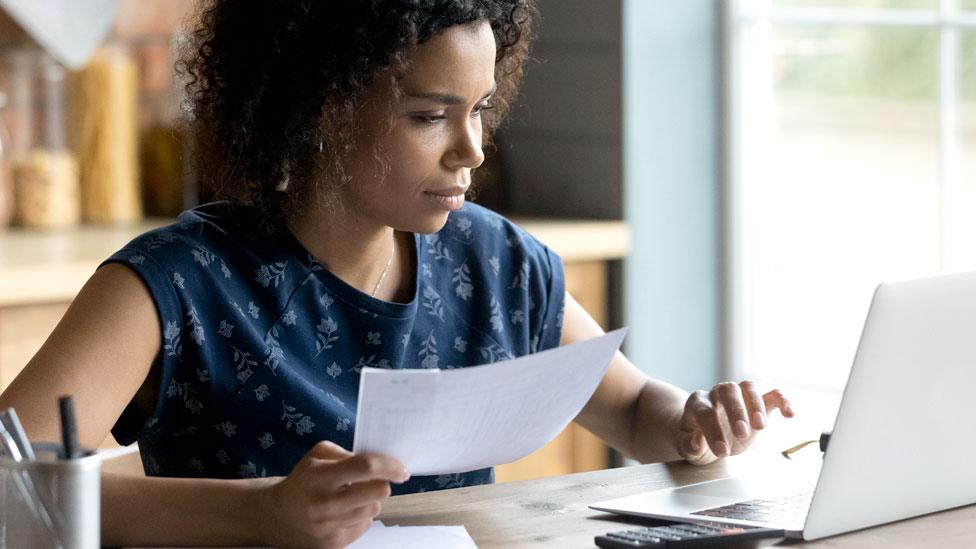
424,187,467,211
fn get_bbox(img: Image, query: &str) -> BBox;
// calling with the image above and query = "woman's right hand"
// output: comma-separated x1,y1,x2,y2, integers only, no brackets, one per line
255,440,410,549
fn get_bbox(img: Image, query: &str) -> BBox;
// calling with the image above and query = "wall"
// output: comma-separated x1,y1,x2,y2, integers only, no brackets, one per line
495,1,724,391
114,0,196,129
622,0,723,391
497,0,623,220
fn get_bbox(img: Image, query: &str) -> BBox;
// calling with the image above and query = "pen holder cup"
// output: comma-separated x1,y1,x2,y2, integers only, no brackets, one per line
0,444,99,549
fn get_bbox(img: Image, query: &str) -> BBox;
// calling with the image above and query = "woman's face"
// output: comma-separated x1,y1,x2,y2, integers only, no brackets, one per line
338,20,497,234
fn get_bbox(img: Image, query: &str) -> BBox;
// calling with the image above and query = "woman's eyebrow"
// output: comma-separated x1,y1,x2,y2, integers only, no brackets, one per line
404,82,497,105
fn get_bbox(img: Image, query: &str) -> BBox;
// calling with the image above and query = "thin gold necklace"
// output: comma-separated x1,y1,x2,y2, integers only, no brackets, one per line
370,236,396,298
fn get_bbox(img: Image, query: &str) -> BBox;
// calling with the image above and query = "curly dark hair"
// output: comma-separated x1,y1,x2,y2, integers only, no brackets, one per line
178,0,537,227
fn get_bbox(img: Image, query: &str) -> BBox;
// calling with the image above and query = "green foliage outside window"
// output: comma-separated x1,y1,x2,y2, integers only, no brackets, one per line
767,0,976,102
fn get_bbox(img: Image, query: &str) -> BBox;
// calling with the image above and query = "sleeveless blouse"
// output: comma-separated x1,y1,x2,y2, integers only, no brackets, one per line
102,201,565,494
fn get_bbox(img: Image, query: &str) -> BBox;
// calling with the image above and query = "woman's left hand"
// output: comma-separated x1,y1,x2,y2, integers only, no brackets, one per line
676,381,794,465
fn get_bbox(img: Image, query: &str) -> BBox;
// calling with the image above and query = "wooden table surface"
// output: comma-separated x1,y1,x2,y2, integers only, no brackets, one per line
378,455,976,548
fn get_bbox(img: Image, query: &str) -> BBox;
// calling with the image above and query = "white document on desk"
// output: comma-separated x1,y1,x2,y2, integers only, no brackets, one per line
346,521,476,549
127,522,473,549
353,328,627,476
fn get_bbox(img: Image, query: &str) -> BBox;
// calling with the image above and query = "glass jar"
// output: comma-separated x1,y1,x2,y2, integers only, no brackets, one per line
0,91,12,229
2,46,80,229
71,42,141,224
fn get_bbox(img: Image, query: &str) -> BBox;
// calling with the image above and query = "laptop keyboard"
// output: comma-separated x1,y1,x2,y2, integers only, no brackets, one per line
691,492,813,524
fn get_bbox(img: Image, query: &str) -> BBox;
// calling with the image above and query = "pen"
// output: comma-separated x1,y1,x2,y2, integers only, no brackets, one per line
58,395,80,460
0,422,24,461
0,422,65,547
1,407,36,461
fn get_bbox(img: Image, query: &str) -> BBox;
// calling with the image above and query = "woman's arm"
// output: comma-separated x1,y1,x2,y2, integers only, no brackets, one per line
102,441,408,548
0,263,160,452
0,263,269,546
567,293,794,465
0,264,406,547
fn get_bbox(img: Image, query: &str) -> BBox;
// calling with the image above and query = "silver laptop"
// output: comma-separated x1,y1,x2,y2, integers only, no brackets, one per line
590,270,976,541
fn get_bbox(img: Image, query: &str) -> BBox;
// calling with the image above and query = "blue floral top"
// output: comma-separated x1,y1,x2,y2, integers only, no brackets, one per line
101,201,565,494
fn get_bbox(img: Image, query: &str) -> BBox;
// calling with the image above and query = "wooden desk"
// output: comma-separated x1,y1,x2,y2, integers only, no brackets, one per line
379,457,976,548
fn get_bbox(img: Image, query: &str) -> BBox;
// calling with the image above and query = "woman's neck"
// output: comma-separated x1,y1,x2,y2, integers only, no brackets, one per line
286,204,414,302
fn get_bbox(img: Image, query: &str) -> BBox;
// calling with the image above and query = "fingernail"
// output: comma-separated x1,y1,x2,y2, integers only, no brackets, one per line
714,441,729,457
396,469,411,484
734,419,750,438
690,434,702,452
753,411,766,429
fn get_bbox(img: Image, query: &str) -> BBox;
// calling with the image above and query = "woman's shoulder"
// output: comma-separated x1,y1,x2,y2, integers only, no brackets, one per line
113,201,271,265
101,201,300,309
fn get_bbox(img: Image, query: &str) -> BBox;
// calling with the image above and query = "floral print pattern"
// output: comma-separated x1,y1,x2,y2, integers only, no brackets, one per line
101,200,564,496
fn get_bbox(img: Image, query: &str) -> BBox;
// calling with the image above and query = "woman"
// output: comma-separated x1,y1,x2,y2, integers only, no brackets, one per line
0,1,793,547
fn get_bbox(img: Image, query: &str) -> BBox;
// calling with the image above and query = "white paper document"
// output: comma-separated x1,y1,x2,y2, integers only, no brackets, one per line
346,521,476,549
128,522,473,549
353,329,627,475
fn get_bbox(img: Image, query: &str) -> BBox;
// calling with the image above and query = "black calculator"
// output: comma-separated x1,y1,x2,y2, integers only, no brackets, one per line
595,521,786,547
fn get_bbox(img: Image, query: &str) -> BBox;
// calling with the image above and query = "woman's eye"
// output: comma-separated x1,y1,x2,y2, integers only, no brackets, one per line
411,103,493,125
413,114,446,125
472,103,495,117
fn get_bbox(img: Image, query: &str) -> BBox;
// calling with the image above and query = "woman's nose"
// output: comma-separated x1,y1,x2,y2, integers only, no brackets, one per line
444,120,485,170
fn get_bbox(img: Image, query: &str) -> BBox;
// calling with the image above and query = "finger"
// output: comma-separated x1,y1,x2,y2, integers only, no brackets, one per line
334,479,393,509
739,380,768,430
678,429,708,460
678,393,707,459
312,496,383,525
304,440,355,462
762,389,795,418
686,391,729,457
711,382,750,440
324,454,410,489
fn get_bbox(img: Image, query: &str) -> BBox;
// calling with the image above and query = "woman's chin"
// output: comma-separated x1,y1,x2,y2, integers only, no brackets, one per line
416,214,452,235
390,211,452,236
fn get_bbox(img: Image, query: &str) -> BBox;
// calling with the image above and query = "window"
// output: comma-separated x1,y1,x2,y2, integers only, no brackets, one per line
725,0,976,392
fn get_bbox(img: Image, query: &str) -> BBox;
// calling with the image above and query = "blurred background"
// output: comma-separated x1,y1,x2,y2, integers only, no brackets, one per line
1,0,974,477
